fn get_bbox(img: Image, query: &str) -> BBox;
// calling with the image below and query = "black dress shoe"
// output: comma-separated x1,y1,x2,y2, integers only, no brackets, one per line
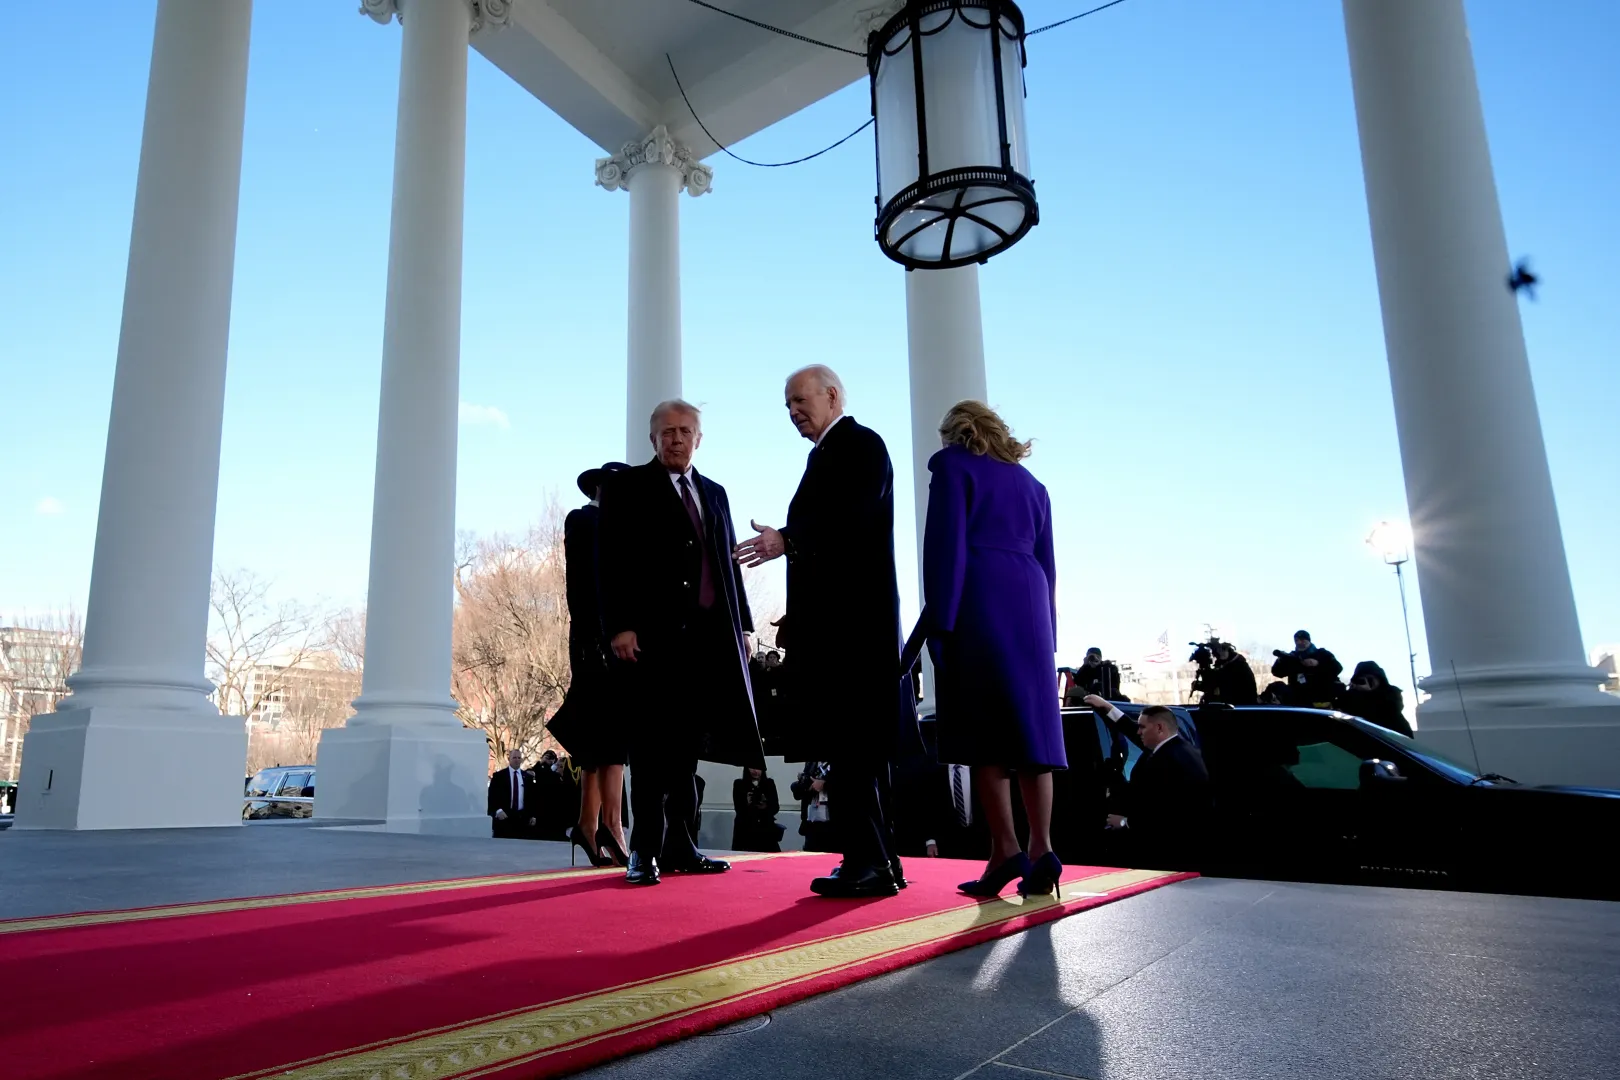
810,864,900,898
890,856,908,889
667,854,731,874
625,853,660,886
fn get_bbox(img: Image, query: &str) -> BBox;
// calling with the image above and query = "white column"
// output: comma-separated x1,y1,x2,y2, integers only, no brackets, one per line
596,127,713,461
1342,0,1619,783
317,0,499,834
15,0,253,830
905,265,988,710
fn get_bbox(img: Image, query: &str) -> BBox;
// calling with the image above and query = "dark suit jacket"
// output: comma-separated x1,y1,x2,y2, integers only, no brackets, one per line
778,417,917,760
487,767,538,824
597,459,764,768
1124,737,1212,868
563,505,604,662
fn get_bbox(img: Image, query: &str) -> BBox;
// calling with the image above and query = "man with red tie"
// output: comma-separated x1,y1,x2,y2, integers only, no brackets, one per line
598,399,765,886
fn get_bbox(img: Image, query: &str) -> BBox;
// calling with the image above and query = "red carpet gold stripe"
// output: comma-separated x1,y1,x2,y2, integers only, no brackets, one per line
236,868,1178,1080
0,852,800,936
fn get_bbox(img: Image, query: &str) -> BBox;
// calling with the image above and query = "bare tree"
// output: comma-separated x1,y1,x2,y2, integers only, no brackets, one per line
278,653,360,764
451,502,572,766
324,606,366,674
741,566,786,652
207,569,317,723
0,610,84,784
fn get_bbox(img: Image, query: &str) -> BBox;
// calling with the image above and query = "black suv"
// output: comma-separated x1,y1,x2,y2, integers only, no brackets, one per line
1041,703,1620,900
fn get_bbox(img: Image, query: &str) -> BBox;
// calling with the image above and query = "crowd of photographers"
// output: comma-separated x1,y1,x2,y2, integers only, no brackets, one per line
1061,630,1412,738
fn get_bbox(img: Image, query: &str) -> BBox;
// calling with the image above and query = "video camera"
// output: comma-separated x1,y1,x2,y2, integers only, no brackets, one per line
1188,639,1225,700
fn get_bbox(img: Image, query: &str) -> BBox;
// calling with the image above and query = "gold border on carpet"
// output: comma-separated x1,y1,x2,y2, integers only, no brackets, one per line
236,868,1181,1080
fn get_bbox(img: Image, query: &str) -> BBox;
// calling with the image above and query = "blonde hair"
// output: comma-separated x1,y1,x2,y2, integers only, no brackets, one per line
939,401,1031,464
649,398,701,434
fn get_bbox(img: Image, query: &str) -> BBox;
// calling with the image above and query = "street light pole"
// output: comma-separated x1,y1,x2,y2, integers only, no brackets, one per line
1367,521,1422,700
1391,558,1420,701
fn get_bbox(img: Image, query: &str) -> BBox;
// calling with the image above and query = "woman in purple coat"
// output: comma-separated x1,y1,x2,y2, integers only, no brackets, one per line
923,401,1064,899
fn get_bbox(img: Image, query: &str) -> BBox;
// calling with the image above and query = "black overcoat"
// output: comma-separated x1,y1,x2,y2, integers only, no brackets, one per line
546,504,630,766
777,417,919,761
597,459,764,769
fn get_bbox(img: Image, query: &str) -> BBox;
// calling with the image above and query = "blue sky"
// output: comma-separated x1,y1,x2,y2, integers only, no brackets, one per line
2,0,1616,693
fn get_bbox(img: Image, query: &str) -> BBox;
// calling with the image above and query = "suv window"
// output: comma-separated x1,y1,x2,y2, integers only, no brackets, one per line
246,770,278,797
1286,739,1363,790
276,771,312,797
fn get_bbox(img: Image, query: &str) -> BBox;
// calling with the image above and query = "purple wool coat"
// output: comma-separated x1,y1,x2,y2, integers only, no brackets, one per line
923,444,1065,770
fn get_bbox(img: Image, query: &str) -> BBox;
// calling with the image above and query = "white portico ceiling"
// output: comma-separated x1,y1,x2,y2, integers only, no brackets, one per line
472,0,898,158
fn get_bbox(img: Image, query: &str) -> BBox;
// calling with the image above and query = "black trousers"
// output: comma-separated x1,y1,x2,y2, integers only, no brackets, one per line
828,755,895,870
626,608,728,865
629,748,702,865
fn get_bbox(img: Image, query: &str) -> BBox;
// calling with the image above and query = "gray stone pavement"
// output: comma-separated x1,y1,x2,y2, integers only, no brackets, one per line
2,826,1616,1080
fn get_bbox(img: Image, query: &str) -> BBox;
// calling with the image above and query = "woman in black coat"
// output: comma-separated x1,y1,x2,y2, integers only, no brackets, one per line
1337,661,1413,738
547,463,631,866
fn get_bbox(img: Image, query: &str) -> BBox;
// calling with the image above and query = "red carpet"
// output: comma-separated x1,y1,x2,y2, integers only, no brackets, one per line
0,853,1190,1080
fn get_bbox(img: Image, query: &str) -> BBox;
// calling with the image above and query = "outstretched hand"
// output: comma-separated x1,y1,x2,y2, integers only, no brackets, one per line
734,520,785,568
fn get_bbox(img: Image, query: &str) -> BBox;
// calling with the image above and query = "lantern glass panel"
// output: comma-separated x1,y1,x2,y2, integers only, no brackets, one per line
1000,30,1030,177
917,10,1000,178
874,23,919,207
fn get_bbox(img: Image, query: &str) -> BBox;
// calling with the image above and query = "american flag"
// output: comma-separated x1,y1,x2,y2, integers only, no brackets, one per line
1144,630,1172,664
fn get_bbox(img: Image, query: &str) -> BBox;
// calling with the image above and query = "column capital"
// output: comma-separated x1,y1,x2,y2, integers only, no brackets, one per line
360,0,511,33
594,125,713,197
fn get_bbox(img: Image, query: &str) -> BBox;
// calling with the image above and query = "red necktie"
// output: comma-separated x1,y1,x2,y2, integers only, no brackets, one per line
679,476,717,609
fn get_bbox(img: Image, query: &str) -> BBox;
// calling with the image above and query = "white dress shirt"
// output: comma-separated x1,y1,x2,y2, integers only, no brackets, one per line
506,767,524,811
668,466,704,523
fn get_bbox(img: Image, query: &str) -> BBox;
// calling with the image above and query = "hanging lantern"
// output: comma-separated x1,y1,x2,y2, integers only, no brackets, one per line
867,0,1037,270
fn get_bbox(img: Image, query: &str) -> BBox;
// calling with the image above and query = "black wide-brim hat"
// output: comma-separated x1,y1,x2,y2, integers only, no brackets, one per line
577,461,630,498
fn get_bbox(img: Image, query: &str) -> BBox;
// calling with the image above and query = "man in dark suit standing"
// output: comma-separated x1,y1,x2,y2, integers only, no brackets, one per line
736,365,917,898
487,748,538,839
599,399,765,886
1093,701,1212,869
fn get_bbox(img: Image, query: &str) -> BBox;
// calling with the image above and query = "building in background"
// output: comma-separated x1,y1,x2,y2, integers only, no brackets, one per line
0,625,80,784
1594,647,1619,697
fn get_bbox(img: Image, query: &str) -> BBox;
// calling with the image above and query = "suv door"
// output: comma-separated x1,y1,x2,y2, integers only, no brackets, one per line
1196,710,1372,883
273,771,314,818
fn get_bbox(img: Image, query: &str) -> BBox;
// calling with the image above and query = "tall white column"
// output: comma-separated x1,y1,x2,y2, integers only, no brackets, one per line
317,0,499,833
905,266,988,709
596,127,712,461
15,0,253,830
1342,0,1619,784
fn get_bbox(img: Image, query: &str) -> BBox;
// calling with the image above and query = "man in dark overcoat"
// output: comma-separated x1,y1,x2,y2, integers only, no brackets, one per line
736,365,918,898
598,399,764,886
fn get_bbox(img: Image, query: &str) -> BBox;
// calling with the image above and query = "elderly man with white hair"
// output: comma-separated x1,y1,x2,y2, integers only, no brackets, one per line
599,398,764,886
736,366,918,898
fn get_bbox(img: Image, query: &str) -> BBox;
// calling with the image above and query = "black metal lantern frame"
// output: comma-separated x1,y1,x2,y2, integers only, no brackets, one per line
868,0,1038,270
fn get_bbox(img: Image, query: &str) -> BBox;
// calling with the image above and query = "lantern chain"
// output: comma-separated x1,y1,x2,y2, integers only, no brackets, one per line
1028,0,1134,36
682,0,867,57
667,55,875,168
669,0,1140,169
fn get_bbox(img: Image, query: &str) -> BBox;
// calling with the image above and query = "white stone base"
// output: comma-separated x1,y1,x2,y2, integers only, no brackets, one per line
1414,700,1620,789
13,706,247,830
315,723,492,835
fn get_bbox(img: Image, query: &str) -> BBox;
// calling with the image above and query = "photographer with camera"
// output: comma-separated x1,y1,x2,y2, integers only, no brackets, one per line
1061,647,1124,707
1270,630,1344,708
1202,640,1258,705
731,766,784,853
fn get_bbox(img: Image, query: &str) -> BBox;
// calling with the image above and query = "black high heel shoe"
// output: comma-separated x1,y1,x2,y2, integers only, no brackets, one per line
596,825,629,867
959,853,1031,898
567,826,611,868
1017,852,1063,899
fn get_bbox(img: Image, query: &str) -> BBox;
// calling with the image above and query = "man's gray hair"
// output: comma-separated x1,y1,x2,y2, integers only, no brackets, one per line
649,398,702,434
787,364,846,403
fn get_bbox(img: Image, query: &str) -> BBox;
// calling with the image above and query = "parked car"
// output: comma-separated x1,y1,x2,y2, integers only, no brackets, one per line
243,765,315,820
934,703,1620,900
